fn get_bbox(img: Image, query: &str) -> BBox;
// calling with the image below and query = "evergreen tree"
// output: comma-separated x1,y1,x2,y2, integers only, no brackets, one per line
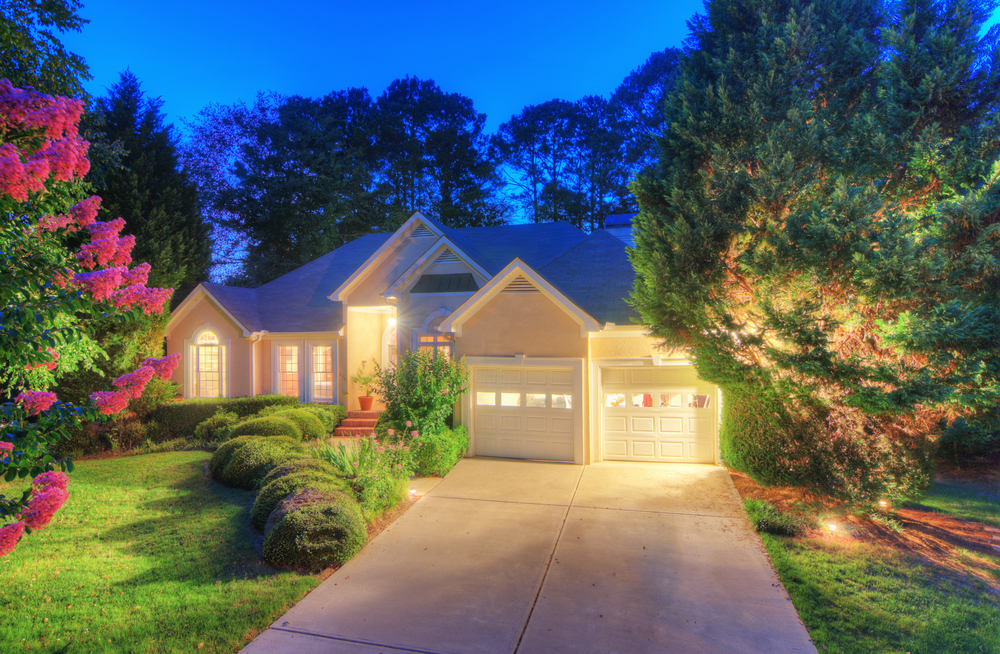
0,0,90,98
631,0,1000,504
89,71,211,299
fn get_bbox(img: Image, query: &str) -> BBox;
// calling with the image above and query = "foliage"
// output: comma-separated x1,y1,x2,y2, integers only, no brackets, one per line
311,436,413,520
264,408,326,440
85,70,211,302
373,350,469,436
259,456,337,489
351,363,377,397
207,435,255,479
411,426,468,477
0,0,90,98
146,394,298,441
227,415,303,441
262,492,367,570
0,80,178,555
256,402,346,433
193,409,240,443
218,436,304,489
0,452,322,652
631,0,1000,503
250,470,349,531
742,498,807,537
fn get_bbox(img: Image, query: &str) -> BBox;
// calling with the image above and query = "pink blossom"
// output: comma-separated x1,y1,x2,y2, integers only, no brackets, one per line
122,263,150,287
73,267,124,301
24,347,59,372
32,471,69,493
113,366,155,399
68,196,101,229
19,482,69,530
14,390,57,415
52,269,73,289
86,217,125,240
0,442,12,458
77,235,134,269
110,285,172,314
387,429,395,437
90,390,129,415
405,421,412,427
141,353,181,381
411,430,418,438
0,522,25,557
37,213,74,231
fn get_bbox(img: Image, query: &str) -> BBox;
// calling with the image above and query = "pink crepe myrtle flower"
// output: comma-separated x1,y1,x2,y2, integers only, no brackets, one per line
77,235,134,269
0,522,26,557
33,471,69,494
14,390,57,416
19,477,69,531
86,217,125,240
111,285,171,314
122,262,150,287
0,441,13,458
91,390,129,415
73,267,124,301
113,366,155,399
68,196,101,229
141,353,181,381
24,347,59,372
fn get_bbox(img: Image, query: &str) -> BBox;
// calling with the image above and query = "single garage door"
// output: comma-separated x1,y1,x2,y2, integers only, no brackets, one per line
472,365,578,462
601,365,717,463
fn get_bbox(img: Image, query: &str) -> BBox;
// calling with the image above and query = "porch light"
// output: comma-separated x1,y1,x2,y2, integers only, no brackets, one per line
388,317,397,327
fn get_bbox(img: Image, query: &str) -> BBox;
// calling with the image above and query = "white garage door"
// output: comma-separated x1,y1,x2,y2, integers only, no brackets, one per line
472,366,578,462
601,366,717,463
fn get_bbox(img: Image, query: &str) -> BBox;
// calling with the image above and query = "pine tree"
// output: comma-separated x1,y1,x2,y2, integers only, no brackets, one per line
631,0,1000,504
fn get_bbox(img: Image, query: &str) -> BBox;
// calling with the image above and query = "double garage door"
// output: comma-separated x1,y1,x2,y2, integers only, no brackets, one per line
601,366,717,463
472,365,577,462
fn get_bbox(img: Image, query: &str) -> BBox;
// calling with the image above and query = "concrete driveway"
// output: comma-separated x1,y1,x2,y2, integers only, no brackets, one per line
243,459,816,654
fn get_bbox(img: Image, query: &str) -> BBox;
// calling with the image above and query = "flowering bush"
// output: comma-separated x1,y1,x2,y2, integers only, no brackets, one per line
311,435,414,521
0,79,180,556
373,350,469,436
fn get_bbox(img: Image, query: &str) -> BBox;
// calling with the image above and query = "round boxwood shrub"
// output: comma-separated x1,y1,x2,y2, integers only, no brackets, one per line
194,410,240,444
250,471,349,531
221,437,306,489
259,457,340,489
270,409,326,440
228,416,303,441
262,490,367,570
208,436,256,480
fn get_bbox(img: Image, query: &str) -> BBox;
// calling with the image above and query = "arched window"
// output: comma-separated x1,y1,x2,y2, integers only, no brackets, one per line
413,313,453,360
190,327,227,398
382,323,398,368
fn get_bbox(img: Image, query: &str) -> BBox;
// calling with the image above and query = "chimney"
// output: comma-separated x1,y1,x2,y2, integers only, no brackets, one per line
604,213,638,246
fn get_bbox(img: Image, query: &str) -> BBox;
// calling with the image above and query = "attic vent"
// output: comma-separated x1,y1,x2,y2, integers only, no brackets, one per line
434,249,461,264
502,276,539,293
410,224,434,238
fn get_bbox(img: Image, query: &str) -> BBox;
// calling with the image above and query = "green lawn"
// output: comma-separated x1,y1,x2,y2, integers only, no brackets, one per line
0,451,321,653
759,481,1000,654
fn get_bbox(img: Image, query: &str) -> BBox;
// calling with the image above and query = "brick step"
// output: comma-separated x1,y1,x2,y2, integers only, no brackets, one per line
346,411,382,420
341,418,378,428
334,426,376,437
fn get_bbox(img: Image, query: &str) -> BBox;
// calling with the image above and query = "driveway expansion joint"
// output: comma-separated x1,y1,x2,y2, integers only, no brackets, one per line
426,494,573,509
268,626,448,654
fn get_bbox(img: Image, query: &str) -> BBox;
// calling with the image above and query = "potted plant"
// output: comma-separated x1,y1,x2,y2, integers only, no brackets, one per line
351,363,377,411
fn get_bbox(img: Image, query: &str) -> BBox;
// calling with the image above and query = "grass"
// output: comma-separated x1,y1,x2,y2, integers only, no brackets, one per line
758,481,1000,654
0,451,321,653
904,479,1000,530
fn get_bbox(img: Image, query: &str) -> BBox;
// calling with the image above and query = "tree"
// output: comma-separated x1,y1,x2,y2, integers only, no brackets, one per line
630,0,1000,505
0,81,179,555
0,0,90,98
88,71,211,299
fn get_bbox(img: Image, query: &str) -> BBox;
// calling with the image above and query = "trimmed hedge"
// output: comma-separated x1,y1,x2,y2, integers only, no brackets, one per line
258,403,347,434
148,395,299,442
193,410,240,443
228,416,303,441
270,409,326,440
250,471,349,531
220,437,305,489
263,491,367,570
208,436,256,479
412,426,468,477
259,458,338,488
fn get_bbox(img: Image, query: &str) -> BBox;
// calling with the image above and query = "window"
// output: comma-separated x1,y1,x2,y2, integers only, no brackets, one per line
689,394,711,409
552,394,572,409
631,393,653,408
476,391,496,406
500,393,521,407
605,393,626,408
659,393,682,408
312,345,333,400
414,315,453,360
279,346,299,397
191,328,226,398
526,393,546,408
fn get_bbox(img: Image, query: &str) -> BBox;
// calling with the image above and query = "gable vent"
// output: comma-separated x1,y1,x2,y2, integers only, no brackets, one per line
502,275,539,293
434,249,461,264
410,224,434,238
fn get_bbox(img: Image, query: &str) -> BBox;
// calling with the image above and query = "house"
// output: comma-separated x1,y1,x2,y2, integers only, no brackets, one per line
164,213,721,465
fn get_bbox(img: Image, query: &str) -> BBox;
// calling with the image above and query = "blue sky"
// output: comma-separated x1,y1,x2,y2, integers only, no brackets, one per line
62,0,704,135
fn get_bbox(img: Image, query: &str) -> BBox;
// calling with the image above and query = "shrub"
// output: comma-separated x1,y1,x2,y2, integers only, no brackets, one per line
742,498,807,537
228,416,303,441
259,457,338,488
220,437,305,489
146,394,299,441
374,351,469,435
305,403,347,432
208,436,256,479
313,435,413,520
250,471,349,531
262,491,367,570
411,426,468,477
193,410,240,443
269,409,326,440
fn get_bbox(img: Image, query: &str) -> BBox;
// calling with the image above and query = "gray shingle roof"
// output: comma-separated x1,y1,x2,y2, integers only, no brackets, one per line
190,221,637,334
539,229,639,325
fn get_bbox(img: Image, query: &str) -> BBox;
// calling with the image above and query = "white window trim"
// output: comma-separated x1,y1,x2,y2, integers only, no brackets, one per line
410,308,454,359
381,324,398,370
183,324,231,399
305,339,338,404
271,339,304,400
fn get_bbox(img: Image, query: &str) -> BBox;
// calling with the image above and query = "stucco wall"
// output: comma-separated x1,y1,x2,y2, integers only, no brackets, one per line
347,238,431,307
165,297,251,398
588,335,690,360
455,293,587,359
345,309,391,410
399,293,471,352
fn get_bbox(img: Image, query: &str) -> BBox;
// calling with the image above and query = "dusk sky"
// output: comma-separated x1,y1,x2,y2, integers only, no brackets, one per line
62,0,705,135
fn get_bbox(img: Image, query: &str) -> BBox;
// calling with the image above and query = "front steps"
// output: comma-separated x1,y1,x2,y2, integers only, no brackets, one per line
334,410,381,437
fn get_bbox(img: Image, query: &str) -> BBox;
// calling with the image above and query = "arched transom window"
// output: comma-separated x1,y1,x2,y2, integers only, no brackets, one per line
191,327,227,398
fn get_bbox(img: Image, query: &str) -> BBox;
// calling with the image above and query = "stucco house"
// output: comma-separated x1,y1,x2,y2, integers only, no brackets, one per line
165,212,720,465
